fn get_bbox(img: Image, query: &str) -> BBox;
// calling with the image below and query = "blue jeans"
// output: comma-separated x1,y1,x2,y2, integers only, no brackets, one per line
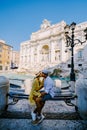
41,93,52,102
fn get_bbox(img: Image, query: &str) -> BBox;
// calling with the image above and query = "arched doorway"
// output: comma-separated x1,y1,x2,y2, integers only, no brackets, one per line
41,45,49,62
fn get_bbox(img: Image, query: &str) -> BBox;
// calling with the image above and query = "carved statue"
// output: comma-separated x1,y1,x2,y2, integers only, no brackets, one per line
41,19,51,29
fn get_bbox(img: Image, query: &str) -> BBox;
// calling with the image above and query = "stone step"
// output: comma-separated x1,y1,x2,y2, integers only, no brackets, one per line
0,111,81,120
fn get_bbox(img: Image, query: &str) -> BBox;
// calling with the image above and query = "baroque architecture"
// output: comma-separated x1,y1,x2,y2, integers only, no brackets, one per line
19,20,87,72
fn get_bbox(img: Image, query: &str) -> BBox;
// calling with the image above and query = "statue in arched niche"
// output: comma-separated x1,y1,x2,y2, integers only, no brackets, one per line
40,19,51,29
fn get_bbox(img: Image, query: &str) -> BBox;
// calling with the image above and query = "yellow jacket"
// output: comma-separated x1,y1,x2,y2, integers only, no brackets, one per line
29,77,44,105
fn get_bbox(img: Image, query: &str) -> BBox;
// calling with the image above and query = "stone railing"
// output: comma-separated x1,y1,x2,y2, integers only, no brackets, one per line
75,72,87,119
0,76,10,114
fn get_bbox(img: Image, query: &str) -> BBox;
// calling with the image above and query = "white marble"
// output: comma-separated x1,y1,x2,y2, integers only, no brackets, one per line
19,20,87,73
75,74,87,119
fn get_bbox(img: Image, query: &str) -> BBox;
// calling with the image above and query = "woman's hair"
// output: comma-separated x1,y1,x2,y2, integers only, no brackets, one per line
35,71,42,78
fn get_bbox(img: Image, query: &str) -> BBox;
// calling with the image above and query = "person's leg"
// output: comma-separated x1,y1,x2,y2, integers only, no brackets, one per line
30,96,38,121
34,94,52,115
30,105,37,121
34,97,45,116
41,93,52,102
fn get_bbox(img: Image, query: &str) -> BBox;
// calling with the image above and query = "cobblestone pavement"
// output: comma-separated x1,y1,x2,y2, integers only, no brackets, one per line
0,119,87,130
0,99,87,130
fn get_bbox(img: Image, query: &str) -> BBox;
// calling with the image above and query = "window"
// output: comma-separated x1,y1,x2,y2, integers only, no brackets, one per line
78,64,82,66
0,45,2,52
78,50,82,58
67,64,71,68
0,66,2,70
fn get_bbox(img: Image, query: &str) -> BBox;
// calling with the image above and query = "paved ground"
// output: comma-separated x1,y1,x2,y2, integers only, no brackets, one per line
0,99,87,130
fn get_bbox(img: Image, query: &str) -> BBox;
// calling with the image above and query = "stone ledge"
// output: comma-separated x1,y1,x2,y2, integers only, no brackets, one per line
0,111,81,120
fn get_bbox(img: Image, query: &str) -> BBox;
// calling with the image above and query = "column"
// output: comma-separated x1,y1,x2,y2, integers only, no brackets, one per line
50,41,55,63
37,46,40,63
60,35,66,62
30,47,34,65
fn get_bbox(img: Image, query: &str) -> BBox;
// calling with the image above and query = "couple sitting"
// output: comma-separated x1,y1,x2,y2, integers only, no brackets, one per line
29,69,55,125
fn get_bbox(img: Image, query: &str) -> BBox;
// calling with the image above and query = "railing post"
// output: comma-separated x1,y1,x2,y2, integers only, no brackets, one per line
75,71,87,119
0,76,10,114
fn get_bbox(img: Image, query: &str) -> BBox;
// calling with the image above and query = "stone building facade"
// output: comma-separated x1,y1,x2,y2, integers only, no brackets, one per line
19,20,87,72
0,40,12,71
11,50,20,69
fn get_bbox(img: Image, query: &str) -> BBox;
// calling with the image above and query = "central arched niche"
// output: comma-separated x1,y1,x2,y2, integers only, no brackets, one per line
41,45,49,62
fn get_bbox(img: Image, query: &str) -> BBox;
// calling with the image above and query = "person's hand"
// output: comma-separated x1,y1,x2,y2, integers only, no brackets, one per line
41,92,46,97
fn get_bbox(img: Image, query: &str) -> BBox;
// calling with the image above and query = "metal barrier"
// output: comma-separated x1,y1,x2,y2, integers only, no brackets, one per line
7,90,78,111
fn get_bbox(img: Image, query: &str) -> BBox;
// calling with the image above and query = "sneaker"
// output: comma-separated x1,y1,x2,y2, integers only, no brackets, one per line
37,113,45,120
31,119,39,126
41,113,45,119
31,118,43,126
31,111,36,121
36,116,44,124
